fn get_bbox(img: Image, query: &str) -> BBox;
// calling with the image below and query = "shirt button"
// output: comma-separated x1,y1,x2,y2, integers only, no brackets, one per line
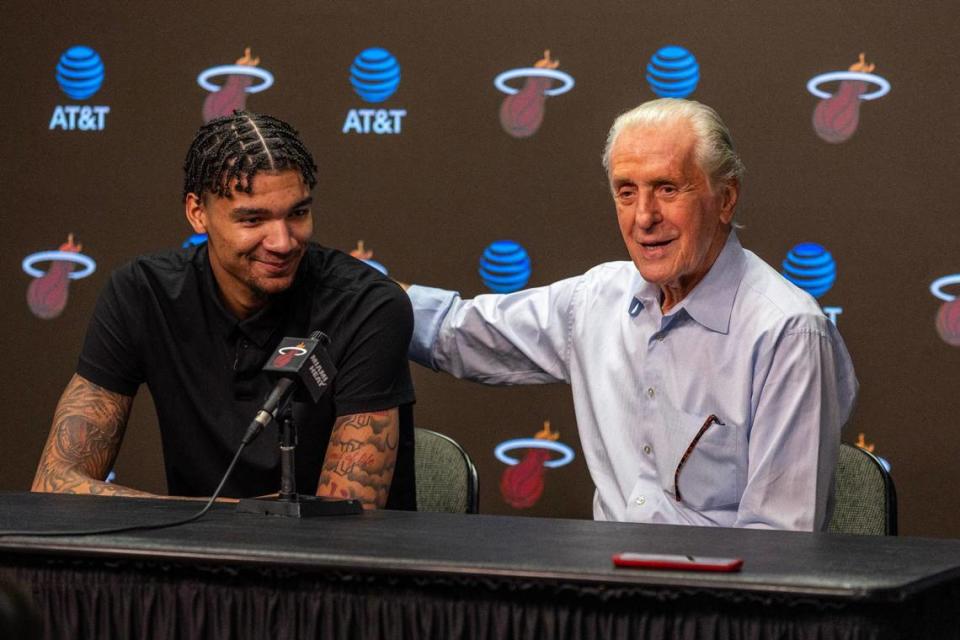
643,445,652,455
635,496,646,506
647,387,655,398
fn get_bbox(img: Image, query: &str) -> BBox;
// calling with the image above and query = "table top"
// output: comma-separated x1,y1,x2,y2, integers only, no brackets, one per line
1,491,959,602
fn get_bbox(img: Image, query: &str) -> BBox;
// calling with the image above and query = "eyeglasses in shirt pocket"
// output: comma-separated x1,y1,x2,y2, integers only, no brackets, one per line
663,409,743,512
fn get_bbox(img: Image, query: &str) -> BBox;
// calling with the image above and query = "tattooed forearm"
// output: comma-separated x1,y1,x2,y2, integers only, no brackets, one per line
32,374,151,498
317,409,399,509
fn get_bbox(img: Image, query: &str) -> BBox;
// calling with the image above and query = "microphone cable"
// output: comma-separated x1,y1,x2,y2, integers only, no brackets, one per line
0,438,249,538
0,330,332,539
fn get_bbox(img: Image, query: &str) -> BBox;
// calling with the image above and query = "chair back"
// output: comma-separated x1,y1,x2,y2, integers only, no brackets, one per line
415,428,479,513
829,442,898,535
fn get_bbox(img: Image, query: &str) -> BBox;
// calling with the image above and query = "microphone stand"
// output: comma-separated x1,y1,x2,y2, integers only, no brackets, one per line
236,404,363,518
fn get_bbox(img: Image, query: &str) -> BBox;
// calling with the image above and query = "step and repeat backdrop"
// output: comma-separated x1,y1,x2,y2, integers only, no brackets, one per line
3,1,958,536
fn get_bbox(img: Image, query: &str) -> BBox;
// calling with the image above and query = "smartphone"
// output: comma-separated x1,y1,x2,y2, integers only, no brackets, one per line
612,552,743,572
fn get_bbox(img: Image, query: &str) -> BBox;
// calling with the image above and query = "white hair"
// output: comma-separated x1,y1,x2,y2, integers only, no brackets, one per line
602,98,745,187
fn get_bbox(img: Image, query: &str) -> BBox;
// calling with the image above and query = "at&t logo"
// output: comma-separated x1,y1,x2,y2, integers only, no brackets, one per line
781,242,843,325
479,240,531,293
49,45,110,131
646,46,699,98
342,48,407,135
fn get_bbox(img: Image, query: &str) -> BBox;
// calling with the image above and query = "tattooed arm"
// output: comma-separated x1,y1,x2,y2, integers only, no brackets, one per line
317,409,399,509
32,374,153,497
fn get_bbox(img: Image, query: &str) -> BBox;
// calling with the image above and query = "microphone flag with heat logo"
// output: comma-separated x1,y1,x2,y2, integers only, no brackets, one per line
263,336,337,404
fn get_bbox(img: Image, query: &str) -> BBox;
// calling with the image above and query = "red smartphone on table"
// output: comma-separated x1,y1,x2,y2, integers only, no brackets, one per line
612,552,743,572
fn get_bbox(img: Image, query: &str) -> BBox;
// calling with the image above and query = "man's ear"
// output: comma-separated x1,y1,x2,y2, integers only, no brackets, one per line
184,193,208,234
718,179,739,225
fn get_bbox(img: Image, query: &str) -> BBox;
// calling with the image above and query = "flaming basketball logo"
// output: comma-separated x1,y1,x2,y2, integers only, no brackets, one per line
273,342,307,368
198,48,274,123
936,300,960,347
349,240,388,275
494,50,575,139
808,53,890,144
930,274,960,347
22,233,96,320
855,433,891,472
496,421,575,509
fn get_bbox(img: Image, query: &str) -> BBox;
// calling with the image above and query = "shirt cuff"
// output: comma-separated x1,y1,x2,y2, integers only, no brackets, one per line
407,284,458,370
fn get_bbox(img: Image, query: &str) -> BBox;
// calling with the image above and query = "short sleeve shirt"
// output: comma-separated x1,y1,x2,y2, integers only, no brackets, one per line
77,243,416,509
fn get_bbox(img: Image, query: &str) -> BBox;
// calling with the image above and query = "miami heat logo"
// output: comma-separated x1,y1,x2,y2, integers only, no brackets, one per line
807,53,889,144
197,47,274,123
349,240,388,275
494,50,575,139
272,342,307,368
930,274,960,347
496,421,574,509
22,233,96,320
854,433,892,472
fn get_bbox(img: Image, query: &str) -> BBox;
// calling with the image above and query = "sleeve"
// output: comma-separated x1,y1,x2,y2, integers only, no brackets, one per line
332,281,416,417
76,266,145,397
407,276,582,385
407,285,457,369
734,319,858,531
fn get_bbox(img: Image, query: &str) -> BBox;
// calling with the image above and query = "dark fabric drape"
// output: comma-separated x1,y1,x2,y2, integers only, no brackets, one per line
0,576,42,639
3,558,958,640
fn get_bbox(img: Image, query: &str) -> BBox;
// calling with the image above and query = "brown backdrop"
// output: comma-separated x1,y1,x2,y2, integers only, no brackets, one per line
3,0,958,537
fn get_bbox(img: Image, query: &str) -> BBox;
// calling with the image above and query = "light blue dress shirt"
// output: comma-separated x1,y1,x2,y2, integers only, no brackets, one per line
408,233,858,531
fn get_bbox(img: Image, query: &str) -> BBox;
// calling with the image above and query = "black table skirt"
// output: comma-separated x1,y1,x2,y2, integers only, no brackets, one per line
2,493,960,640
5,556,960,639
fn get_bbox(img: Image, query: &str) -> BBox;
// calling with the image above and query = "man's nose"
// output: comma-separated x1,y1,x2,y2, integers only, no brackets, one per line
262,220,295,253
634,192,661,230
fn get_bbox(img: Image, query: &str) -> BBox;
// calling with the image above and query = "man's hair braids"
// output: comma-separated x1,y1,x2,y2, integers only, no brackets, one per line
183,111,318,201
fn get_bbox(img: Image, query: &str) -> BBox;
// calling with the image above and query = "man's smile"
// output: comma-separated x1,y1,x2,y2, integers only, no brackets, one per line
253,255,299,275
640,239,674,248
637,238,675,259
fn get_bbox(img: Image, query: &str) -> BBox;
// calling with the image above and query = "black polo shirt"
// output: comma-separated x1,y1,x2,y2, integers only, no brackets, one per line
77,243,416,509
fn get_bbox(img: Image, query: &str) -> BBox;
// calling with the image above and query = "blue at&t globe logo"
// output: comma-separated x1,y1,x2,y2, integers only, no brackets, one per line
646,46,699,98
350,48,401,103
781,242,837,299
56,46,105,100
479,241,531,293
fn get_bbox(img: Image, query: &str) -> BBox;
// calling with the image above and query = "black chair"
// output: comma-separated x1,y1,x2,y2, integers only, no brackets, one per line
415,428,479,513
829,442,898,535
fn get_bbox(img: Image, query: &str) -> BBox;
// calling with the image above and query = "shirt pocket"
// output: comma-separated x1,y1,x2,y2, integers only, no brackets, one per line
660,408,742,512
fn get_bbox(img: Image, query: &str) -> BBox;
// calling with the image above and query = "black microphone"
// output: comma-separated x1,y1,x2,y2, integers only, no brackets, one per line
241,331,336,445
236,331,361,517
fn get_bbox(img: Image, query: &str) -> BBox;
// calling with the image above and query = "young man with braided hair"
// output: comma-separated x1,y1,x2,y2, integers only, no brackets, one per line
32,112,416,509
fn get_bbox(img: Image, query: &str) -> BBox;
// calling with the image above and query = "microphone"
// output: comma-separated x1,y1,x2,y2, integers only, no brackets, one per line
236,331,361,517
241,331,336,445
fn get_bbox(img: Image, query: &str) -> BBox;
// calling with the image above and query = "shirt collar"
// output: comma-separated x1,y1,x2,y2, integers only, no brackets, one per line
199,245,308,348
629,231,746,334
676,231,746,334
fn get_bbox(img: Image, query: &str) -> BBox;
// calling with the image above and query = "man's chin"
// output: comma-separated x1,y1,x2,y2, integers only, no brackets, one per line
249,274,296,298
630,255,660,279
632,262,675,289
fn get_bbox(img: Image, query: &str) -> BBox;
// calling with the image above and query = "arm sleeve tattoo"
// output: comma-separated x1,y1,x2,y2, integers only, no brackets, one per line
32,374,152,497
317,409,400,509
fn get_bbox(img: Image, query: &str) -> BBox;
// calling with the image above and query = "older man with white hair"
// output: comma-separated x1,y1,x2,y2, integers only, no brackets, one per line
406,98,857,531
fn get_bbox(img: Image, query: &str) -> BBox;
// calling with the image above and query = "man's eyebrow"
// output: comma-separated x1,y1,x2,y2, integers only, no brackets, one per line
230,207,270,218
230,196,314,218
291,196,314,210
611,177,636,189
